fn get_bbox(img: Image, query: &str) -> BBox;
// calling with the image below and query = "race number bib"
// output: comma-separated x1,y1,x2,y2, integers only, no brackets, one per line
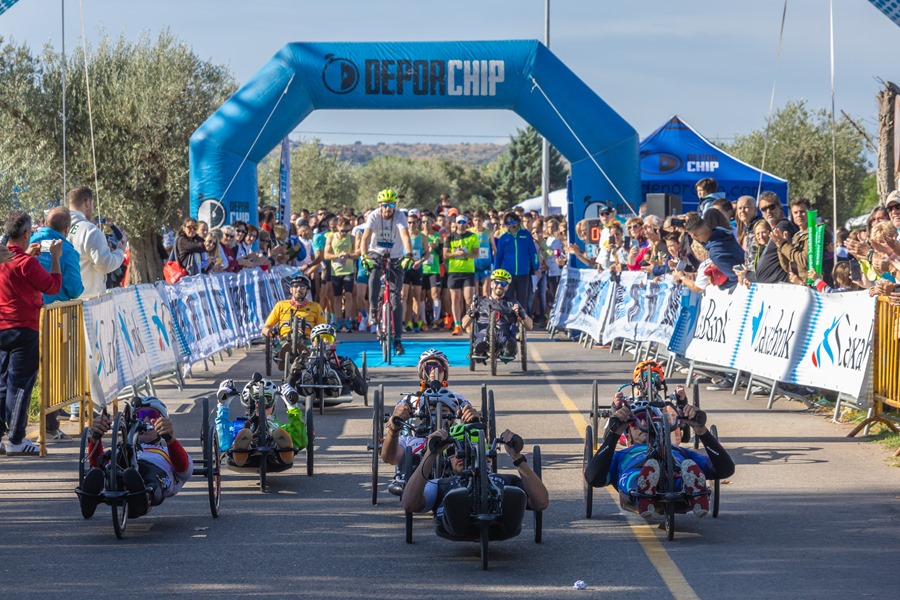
479,247,489,259
413,248,422,260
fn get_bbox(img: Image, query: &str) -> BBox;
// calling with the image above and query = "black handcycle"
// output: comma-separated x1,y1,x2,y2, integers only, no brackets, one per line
75,397,220,539
295,333,361,415
266,314,311,381
467,297,527,376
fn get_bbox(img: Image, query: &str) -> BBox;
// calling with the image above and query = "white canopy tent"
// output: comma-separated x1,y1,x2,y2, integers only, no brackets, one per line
510,189,568,216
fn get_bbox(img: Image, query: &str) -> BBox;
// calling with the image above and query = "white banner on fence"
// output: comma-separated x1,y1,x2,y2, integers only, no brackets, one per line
684,284,750,369
602,272,682,346
561,269,610,341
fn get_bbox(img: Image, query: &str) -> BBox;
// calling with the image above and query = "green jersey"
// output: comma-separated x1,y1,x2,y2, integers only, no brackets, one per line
447,231,478,273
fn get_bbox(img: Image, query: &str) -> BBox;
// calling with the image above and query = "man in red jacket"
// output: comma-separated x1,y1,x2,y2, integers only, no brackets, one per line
0,211,62,455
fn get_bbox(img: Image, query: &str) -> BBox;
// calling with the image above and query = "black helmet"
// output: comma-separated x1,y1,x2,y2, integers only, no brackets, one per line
289,274,311,289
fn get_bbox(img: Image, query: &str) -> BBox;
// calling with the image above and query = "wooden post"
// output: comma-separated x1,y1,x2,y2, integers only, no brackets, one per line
876,81,900,198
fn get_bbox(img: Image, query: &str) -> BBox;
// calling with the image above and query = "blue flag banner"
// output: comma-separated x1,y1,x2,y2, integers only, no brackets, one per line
0,1,24,17
869,1,900,27
279,137,291,226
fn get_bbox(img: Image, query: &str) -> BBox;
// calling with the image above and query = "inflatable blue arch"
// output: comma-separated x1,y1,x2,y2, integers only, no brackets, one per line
189,40,639,233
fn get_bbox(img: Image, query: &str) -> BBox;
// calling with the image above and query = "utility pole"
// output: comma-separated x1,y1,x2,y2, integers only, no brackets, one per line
541,0,550,217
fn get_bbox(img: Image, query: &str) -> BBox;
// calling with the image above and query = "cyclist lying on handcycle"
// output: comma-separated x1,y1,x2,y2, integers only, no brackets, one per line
403,426,549,541
262,274,324,370
381,349,479,495
215,378,308,470
77,397,192,519
462,269,533,359
584,396,735,519
295,323,368,398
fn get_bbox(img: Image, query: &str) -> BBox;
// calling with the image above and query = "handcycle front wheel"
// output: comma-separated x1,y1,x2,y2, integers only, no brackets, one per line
404,445,413,544
206,423,221,518
469,320,476,371
583,425,594,519
78,426,92,487
265,335,272,377
711,424,720,518
488,312,498,376
362,351,369,407
305,395,315,477
533,445,542,543
371,387,383,505
519,323,527,372
109,411,129,539
662,413,676,541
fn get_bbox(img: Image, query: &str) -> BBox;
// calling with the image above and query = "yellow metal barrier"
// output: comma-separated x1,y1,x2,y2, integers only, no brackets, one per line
38,300,91,457
848,297,900,441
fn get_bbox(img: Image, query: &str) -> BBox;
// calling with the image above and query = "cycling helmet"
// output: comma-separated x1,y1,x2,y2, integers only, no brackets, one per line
132,396,169,419
311,323,336,344
490,268,512,284
241,378,278,410
376,189,399,204
289,274,311,289
633,360,666,388
448,422,479,444
417,349,450,382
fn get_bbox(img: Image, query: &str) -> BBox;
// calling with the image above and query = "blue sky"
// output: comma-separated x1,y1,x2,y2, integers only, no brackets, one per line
1,0,898,149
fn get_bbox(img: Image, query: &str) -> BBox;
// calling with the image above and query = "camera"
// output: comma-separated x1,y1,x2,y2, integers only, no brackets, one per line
40,240,53,252
670,218,686,228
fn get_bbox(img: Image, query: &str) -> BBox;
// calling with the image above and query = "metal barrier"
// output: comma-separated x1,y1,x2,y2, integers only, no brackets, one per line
848,297,900,441
37,300,90,456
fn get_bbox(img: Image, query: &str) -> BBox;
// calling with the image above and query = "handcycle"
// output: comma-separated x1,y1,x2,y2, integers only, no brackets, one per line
75,397,220,539
415,422,543,569
368,252,405,363
223,372,315,490
295,331,364,415
467,297,527,376
266,314,311,381
582,396,720,539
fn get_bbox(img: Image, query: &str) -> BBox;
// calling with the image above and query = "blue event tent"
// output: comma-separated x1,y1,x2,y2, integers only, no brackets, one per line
640,116,788,213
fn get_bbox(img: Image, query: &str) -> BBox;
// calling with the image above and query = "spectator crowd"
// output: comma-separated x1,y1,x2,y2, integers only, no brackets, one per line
3,179,900,452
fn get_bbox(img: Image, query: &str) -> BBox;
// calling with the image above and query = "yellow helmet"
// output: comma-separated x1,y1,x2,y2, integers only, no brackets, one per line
490,269,512,284
376,189,399,204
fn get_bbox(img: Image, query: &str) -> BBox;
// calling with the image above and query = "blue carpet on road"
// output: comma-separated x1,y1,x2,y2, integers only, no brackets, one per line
337,339,471,368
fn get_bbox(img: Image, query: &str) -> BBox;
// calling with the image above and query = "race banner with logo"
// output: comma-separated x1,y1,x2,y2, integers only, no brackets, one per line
602,272,682,346
560,269,611,341
684,284,751,369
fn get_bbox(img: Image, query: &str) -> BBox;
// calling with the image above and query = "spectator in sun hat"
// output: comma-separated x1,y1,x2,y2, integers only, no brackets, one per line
885,190,900,240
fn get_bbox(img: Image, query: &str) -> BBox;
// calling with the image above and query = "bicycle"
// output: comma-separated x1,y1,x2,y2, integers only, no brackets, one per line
368,252,404,363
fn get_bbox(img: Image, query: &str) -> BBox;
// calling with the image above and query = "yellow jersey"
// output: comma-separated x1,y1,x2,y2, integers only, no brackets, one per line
265,299,326,337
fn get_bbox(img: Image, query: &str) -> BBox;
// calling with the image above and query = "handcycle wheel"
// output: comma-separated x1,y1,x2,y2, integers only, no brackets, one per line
469,320,476,371
662,415,676,541
257,389,269,493
305,395,315,477
78,426,92,487
711,424,720,518
692,383,701,450
487,391,497,473
533,444,543,543
488,312,498,376
480,384,487,419
371,387,383,505
362,352,369,407
317,344,326,416
283,350,293,384
477,429,490,570
583,425,594,519
201,397,210,449
591,380,599,452
207,424,221,517
480,523,490,571
265,335,272,377
404,445,413,544
520,324,527,372
109,411,129,539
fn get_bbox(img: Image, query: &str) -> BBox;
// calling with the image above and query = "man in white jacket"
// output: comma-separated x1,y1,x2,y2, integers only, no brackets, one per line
67,187,125,299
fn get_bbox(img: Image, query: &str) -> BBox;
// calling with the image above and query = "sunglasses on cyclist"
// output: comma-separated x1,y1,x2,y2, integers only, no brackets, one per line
444,441,467,458
492,280,509,287
136,408,161,421
381,203,396,209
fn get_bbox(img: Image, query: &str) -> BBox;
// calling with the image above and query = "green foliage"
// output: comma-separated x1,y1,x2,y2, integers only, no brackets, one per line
357,155,452,211
723,100,871,224
258,138,359,213
491,126,568,207
0,31,237,281
432,159,496,213
849,172,880,220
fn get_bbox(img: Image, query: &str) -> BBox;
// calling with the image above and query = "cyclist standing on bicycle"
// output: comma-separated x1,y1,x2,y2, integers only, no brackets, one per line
584,384,735,519
360,189,415,355
77,398,193,520
463,269,533,359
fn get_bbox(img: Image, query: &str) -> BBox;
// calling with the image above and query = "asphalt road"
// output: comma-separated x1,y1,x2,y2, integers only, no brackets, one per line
2,330,898,599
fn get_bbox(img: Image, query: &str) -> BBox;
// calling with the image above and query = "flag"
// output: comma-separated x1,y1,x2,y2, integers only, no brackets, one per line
869,1,900,28
278,137,291,226
0,1,24,17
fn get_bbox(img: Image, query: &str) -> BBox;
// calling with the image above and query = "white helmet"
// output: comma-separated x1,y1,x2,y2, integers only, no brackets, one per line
132,396,168,419
241,379,278,410
421,387,461,415
311,323,336,344
418,349,450,382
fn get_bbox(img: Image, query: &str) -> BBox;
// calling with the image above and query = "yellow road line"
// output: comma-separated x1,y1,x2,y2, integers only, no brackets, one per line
530,344,700,600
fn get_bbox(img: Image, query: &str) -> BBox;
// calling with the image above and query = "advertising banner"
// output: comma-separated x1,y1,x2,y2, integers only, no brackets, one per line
683,284,750,369
602,272,682,346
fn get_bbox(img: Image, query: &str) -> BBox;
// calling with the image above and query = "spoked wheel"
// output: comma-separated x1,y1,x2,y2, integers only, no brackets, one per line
78,426,92,487
711,424,720,518
488,312,498,376
305,395,315,477
258,394,269,493
480,524,490,570
665,502,676,541
469,322,476,371
533,445,543,543
207,424,221,517
316,388,325,417
693,383,701,450
362,352,369,407
317,349,326,416
591,380,599,450
283,351,293,384
371,388,383,505
109,412,129,539
480,384,487,419
382,298,393,365
662,416,676,540
583,425,594,519
520,325,527,372
265,336,272,377
488,391,497,473
404,445,413,544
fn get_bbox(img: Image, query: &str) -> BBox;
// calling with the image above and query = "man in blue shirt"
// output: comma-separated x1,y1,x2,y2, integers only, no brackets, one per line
493,211,538,313
31,207,84,304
